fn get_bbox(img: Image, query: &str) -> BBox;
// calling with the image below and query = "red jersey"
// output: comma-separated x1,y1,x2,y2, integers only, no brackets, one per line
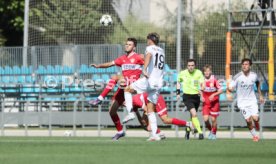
133,93,167,117
202,75,221,102
113,53,144,82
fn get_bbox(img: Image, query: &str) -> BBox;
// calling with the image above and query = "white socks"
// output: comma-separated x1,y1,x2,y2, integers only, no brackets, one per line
97,95,104,101
148,112,158,137
118,130,124,134
124,92,133,114
250,128,257,137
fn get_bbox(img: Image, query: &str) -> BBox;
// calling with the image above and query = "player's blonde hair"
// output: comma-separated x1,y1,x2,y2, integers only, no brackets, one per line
203,64,212,72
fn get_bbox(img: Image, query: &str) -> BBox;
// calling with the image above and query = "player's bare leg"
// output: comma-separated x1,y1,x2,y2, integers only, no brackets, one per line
89,75,120,105
190,108,204,140
203,115,212,139
122,86,136,124
203,115,212,131
146,102,160,141
109,100,125,141
246,116,259,142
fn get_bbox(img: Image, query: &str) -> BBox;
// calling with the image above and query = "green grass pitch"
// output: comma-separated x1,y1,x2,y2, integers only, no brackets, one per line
0,137,275,164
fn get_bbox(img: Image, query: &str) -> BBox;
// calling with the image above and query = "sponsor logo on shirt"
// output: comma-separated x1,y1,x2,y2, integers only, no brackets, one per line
204,87,217,92
130,58,135,63
122,64,141,70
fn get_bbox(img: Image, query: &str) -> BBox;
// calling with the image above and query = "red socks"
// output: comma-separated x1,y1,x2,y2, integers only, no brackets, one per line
254,121,260,131
100,79,117,98
156,128,161,134
211,127,217,134
110,114,123,132
172,118,187,126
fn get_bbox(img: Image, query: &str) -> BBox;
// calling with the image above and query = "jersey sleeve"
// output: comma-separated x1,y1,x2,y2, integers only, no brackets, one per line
214,78,222,90
177,71,184,82
114,56,123,66
198,70,204,84
145,46,151,55
137,54,144,65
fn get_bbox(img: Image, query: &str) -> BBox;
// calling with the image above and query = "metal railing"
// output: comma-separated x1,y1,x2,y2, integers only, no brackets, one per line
1,97,275,138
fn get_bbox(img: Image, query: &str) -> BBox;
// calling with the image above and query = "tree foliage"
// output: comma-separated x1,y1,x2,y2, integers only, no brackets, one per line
0,0,24,46
29,0,118,45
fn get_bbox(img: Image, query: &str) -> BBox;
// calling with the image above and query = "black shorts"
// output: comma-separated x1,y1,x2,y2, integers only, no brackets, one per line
182,94,200,111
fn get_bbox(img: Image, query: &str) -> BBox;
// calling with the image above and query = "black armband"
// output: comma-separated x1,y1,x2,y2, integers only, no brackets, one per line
176,89,181,95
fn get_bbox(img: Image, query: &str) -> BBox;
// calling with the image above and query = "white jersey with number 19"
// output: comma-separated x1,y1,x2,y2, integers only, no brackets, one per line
145,45,165,86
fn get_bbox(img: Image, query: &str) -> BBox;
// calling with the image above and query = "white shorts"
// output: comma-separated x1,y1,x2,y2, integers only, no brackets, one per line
130,77,162,104
238,102,259,120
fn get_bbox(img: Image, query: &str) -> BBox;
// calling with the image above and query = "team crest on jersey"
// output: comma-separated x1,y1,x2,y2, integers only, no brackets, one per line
210,83,214,87
130,58,135,63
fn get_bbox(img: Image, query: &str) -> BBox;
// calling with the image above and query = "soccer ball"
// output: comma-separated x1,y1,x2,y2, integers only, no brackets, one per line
100,14,113,26
64,130,72,137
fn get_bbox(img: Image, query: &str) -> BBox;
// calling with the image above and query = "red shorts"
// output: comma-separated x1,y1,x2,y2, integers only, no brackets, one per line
155,96,168,117
202,100,220,117
112,88,125,105
132,93,168,117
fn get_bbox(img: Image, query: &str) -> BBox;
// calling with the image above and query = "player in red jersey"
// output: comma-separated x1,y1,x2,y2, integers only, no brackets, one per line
201,65,223,140
89,38,144,140
132,93,193,129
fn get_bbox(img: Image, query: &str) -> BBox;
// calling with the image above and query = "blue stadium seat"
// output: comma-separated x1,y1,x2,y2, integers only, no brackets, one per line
21,66,28,75
79,64,88,74
25,76,34,83
163,74,170,82
54,65,63,74
36,65,46,75
46,65,55,74
17,76,26,83
63,66,74,74
102,74,110,81
164,64,171,72
12,66,21,75
28,66,33,74
0,67,4,75
172,72,178,82
219,93,228,101
92,74,101,81
106,67,116,73
261,82,268,91
88,66,98,73
1,76,10,83
220,81,227,92
4,66,12,75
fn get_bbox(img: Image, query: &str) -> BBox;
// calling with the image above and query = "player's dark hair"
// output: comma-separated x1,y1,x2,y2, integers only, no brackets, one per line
127,37,137,47
147,32,160,45
187,59,196,65
241,58,252,66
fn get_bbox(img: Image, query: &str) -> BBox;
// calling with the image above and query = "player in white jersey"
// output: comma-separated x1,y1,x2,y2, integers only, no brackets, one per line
123,32,165,141
228,58,264,142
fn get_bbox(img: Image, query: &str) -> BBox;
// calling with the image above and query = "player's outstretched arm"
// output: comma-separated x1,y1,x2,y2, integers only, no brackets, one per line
90,61,114,68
